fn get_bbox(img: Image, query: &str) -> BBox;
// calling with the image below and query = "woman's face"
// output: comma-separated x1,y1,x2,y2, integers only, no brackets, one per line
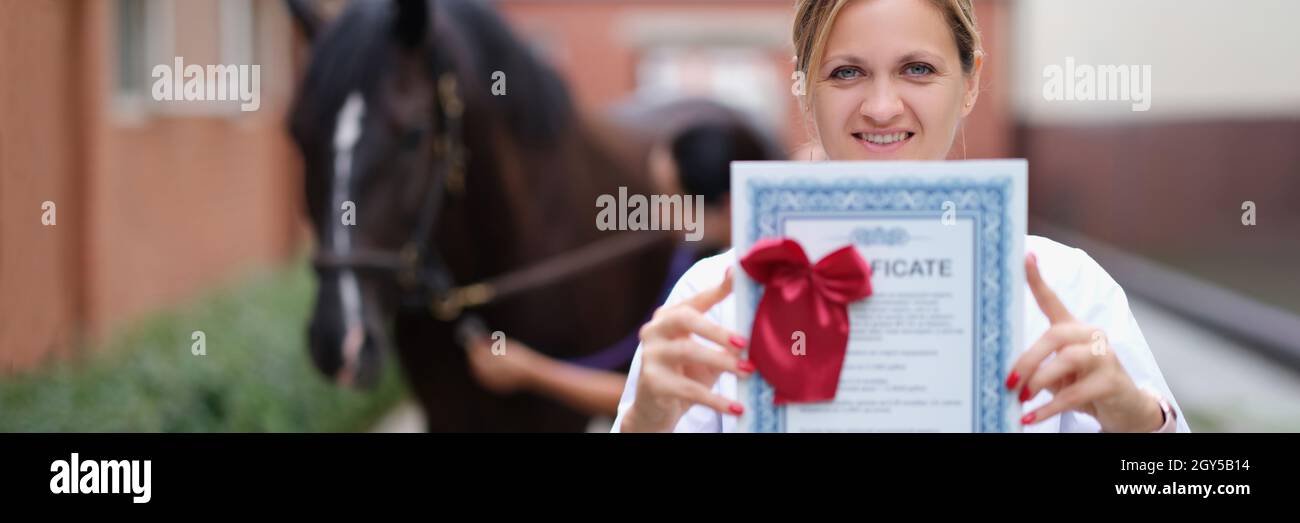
810,0,980,161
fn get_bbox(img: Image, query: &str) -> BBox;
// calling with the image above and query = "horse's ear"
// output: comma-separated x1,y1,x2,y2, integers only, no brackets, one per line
285,0,322,41
393,0,429,49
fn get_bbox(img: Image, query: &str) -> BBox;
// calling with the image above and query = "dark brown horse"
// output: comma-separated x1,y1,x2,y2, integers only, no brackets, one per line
286,0,686,431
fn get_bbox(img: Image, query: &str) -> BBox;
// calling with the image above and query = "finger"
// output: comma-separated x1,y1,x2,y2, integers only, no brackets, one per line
1020,344,1097,402
657,338,751,377
1009,322,1097,394
649,307,740,349
656,371,744,416
667,306,748,352
639,306,746,351
683,269,733,313
1021,372,1112,425
1026,253,1075,324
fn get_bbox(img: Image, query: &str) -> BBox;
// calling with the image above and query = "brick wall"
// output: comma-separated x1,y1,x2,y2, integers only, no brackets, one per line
0,0,303,371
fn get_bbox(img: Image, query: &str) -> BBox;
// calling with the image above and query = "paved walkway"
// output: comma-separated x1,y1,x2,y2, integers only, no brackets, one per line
369,400,424,433
1129,296,1300,432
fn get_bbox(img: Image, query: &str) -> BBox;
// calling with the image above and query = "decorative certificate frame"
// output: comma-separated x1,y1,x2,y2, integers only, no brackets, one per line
732,161,1027,433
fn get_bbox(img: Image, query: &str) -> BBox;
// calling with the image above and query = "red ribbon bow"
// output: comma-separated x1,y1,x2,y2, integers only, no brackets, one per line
739,238,873,404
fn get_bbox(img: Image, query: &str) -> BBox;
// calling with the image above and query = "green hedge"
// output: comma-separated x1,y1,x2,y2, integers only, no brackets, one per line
0,260,406,432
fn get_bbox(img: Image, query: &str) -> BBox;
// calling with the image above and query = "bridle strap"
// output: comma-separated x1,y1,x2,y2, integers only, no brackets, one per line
429,230,672,320
315,230,672,321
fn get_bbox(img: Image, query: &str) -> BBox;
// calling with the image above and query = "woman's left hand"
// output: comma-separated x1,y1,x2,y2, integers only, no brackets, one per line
1007,253,1164,432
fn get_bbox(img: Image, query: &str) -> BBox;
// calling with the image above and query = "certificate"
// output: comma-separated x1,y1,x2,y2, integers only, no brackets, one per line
731,160,1027,432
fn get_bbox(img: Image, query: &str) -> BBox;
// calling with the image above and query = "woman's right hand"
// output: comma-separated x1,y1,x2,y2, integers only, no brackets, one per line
620,269,754,432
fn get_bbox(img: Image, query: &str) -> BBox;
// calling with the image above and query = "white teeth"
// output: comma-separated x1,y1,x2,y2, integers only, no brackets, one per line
858,132,909,145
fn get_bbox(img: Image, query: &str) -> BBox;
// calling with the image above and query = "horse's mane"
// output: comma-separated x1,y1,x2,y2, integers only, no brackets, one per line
436,0,576,150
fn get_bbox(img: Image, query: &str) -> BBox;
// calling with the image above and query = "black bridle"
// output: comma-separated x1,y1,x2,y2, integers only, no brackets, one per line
310,62,670,326
312,70,474,321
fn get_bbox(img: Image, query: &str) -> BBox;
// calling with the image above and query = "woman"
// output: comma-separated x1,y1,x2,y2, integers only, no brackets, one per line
614,0,1189,433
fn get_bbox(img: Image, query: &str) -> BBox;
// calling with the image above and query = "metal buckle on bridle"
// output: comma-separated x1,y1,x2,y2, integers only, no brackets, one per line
437,72,463,118
432,283,495,322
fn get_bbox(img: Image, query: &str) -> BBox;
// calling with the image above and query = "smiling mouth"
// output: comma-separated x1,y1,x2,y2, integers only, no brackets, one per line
853,131,915,146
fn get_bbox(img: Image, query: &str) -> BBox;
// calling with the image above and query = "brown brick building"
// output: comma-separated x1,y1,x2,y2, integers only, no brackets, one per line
0,0,304,371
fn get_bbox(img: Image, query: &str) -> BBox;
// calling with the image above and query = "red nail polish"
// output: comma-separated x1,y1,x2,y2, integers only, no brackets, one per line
1005,370,1020,390
729,335,748,348
729,403,745,415
1019,386,1033,402
1021,412,1037,425
737,360,756,373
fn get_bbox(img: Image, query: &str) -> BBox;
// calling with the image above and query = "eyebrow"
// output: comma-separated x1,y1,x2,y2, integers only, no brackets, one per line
821,50,949,70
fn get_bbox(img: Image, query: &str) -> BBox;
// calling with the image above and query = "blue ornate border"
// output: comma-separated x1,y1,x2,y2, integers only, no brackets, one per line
743,177,1013,432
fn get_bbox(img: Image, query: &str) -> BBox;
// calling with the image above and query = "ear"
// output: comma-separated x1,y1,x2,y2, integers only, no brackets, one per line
393,0,429,49
961,50,984,118
285,0,322,41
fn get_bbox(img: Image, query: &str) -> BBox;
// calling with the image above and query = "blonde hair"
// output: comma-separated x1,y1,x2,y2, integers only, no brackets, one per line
793,0,982,109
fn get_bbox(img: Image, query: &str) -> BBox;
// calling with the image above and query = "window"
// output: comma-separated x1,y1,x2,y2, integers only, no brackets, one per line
114,0,260,119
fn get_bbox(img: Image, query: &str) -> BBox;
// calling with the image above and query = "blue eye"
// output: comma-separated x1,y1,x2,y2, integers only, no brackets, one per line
831,67,862,80
903,63,935,76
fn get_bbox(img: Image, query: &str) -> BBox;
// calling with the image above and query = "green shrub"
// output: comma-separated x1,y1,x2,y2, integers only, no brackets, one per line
0,260,406,432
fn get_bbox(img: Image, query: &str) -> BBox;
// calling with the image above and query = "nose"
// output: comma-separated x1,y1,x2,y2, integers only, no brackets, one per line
858,78,905,124
308,312,383,388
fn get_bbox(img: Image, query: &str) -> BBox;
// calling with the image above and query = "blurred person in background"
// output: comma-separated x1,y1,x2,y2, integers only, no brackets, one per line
461,113,780,418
